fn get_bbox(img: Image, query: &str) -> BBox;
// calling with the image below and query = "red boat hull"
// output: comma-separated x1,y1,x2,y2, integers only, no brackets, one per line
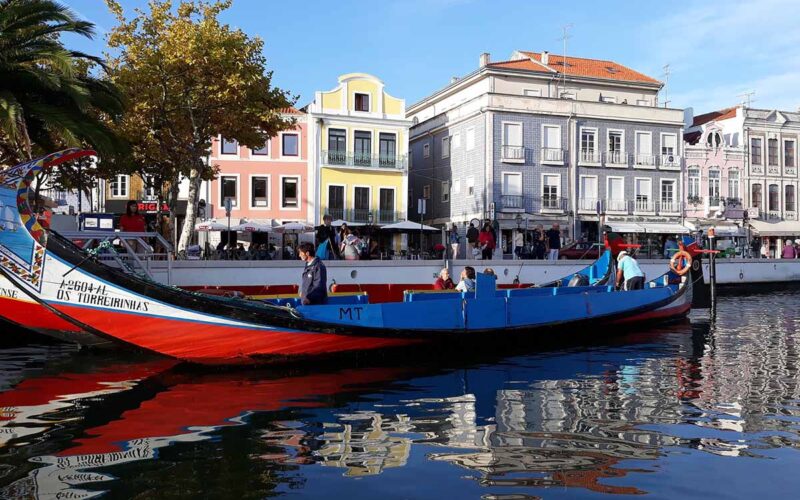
0,295,113,347
51,303,420,365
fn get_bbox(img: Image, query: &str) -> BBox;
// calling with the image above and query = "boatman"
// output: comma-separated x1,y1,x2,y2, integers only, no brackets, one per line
615,251,645,291
298,242,328,305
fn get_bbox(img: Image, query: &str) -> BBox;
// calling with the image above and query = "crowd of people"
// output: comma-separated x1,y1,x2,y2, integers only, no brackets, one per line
315,215,381,261
455,221,563,260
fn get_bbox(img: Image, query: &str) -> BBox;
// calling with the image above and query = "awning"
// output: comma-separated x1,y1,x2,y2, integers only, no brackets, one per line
749,219,800,237
606,222,644,233
684,220,745,237
606,222,690,234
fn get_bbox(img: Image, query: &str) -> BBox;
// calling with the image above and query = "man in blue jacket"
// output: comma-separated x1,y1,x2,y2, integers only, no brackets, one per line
298,242,328,305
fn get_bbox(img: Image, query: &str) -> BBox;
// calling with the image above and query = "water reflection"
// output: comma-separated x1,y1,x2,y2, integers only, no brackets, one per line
0,292,799,498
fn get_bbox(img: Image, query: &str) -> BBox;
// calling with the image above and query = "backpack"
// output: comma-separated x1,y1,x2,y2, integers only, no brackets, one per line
315,239,331,260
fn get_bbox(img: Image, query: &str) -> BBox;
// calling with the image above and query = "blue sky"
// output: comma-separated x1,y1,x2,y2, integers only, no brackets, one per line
64,0,800,114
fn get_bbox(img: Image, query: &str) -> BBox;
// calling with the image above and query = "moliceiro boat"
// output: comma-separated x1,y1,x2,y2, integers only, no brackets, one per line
0,150,693,365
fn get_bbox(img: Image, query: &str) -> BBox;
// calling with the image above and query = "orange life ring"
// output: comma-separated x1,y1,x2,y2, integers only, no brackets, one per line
670,250,692,276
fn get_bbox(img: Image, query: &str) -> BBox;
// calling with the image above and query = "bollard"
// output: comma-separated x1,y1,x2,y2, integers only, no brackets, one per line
708,227,717,308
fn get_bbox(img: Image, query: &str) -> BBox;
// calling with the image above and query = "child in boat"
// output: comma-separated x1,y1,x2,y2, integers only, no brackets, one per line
298,242,328,305
456,266,476,292
433,268,455,290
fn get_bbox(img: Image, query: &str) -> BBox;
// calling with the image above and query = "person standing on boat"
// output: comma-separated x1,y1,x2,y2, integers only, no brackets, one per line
546,224,561,260
615,251,645,291
298,242,327,305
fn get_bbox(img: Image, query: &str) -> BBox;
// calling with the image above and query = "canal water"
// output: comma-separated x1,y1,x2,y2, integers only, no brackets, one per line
0,292,799,499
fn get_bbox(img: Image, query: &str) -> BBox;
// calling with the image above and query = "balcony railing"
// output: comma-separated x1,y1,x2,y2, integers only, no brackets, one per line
351,208,371,223
500,194,524,210
708,196,722,207
606,199,628,212
538,195,567,211
767,209,782,220
633,199,655,213
322,150,407,169
322,208,402,225
659,154,681,170
541,148,564,164
633,154,657,167
579,149,601,164
658,200,680,213
501,145,525,162
604,151,627,167
327,207,344,220
578,197,602,212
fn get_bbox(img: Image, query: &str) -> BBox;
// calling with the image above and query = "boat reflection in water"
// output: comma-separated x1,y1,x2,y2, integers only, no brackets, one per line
2,292,800,498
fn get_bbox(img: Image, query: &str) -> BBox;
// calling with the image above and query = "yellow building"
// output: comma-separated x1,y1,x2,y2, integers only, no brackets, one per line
307,73,410,226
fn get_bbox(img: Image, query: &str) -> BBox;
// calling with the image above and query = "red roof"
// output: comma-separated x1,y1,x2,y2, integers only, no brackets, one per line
691,107,737,126
280,106,303,114
488,51,661,85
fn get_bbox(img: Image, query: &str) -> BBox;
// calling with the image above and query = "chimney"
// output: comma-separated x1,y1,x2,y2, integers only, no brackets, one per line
479,52,490,68
541,51,549,65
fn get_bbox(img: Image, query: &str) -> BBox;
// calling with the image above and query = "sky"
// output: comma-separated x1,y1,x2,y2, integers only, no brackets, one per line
63,0,800,115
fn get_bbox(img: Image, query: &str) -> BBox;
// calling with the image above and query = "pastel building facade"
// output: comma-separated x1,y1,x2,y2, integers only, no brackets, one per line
407,50,685,256
209,108,308,224
306,73,411,225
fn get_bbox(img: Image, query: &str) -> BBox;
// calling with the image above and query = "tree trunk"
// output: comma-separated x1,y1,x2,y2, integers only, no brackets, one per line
177,165,203,252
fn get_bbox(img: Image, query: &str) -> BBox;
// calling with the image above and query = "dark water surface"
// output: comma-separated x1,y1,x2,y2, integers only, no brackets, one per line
1,292,800,499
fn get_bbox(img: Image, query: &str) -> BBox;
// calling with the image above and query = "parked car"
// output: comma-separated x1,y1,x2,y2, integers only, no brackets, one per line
559,241,602,260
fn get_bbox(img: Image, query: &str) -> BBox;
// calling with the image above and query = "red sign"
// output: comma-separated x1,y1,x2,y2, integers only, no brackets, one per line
138,201,170,213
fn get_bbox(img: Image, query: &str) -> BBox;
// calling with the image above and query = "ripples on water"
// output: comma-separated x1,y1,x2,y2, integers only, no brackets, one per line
0,292,799,498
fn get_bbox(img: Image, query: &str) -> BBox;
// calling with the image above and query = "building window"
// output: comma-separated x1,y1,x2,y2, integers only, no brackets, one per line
768,138,779,166
752,183,762,208
282,134,299,157
707,132,722,148
281,177,298,208
661,134,677,157
465,128,475,151
502,172,522,199
251,176,269,207
354,131,372,166
327,185,345,219
422,184,431,199
579,176,598,211
354,93,370,112
252,141,269,156
560,91,575,100
542,125,561,162
688,168,700,198
524,89,541,97
542,174,560,209
379,133,396,167
661,179,676,208
441,180,450,203
728,170,740,201
751,137,763,165
353,187,370,220
768,184,780,211
636,99,650,106
221,138,238,155
441,136,450,159
452,178,461,194
423,142,430,158
328,128,346,164
708,169,720,206
607,130,624,163
635,131,653,164
600,95,616,103
466,176,475,196
785,140,796,167
635,178,652,210
786,185,796,212
378,188,395,222
221,176,237,207
580,128,597,162
502,122,523,160
111,174,129,198
607,177,625,211
452,133,460,148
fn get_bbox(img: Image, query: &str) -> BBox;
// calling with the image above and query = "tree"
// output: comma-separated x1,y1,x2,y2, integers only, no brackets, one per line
0,0,124,165
105,0,295,251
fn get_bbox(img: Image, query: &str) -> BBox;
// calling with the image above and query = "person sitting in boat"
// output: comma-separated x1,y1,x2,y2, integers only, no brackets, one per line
456,266,476,292
483,267,496,278
433,268,455,290
298,242,327,305
615,251,645,291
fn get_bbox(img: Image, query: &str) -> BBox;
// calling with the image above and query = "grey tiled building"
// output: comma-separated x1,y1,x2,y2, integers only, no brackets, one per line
407,50,685,256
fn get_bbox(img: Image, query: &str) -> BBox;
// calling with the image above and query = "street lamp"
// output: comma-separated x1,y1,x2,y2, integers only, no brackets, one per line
515,213,523,229
367,211,374,225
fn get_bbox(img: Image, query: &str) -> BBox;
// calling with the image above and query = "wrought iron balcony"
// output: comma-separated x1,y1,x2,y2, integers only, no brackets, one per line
501,145,525,162
577,197,602,212
708,196,722,207
540,148,564,164
500,194,524,210
322,150,407,169
605,198,628,212
659,154,681,170
603,151,628,167
537,195,567,212
326,207,344,220
633,199,655,213
579,149,601,165
633,154,657,168
658,200,680,213
321,208,402,225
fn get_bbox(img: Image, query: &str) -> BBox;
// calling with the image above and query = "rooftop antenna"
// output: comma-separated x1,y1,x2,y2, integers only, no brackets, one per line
661,64,671,108
737,90,756,108
558,23,573,97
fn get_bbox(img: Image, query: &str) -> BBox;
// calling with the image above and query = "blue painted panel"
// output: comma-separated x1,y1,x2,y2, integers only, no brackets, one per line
381,300,464,330
465,298,507,329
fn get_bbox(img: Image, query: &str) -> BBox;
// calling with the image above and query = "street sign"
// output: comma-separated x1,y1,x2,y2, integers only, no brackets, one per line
417,198,427,216
224,197,233,216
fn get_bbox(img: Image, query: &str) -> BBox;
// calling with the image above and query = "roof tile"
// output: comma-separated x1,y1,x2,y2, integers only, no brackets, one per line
488,51,660,85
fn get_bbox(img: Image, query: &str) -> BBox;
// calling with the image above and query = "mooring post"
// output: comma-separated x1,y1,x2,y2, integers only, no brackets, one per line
708,227,717,308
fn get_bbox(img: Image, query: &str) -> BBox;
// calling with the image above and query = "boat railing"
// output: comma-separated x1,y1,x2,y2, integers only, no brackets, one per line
59,231,173,281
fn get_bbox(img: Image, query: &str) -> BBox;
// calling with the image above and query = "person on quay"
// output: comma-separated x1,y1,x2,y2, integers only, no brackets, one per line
478,223,495,260
433,268,456,290
449,223,460,259
531,224,546,259
298,242,328,305
782,240,797,259
546,223,561,260
456,266,476,292
663,236,679,259
616,251,645,291
794,239,800,258
316,214,339,259
119,200,147,254
513,231,524,260
466,222,479,258
751,237,762,258
340,227,362,261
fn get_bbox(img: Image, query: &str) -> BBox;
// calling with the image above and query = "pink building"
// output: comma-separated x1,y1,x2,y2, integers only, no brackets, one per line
683,109,746,235
209,108,308,223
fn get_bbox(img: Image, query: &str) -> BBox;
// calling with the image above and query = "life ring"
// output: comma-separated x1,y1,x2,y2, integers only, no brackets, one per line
670,250,692,276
